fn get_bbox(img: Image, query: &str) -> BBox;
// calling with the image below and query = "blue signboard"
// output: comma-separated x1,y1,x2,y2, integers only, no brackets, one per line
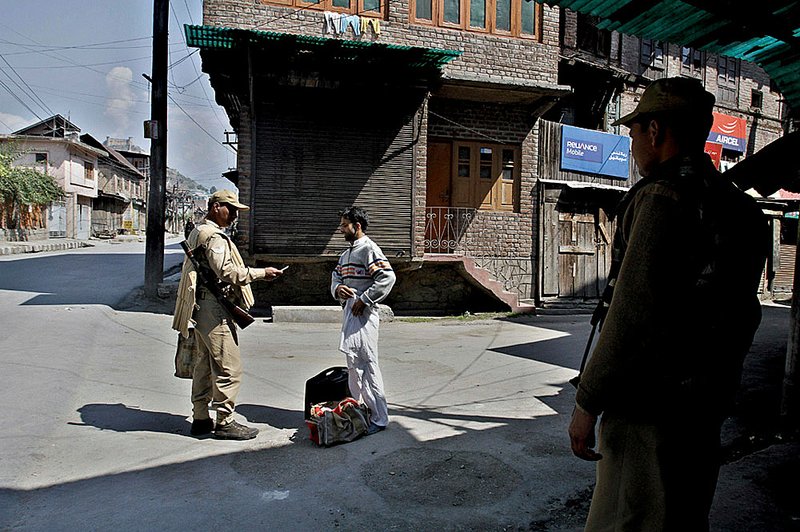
560,125,631,179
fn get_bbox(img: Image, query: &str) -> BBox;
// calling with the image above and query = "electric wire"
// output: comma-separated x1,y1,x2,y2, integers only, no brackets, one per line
0,77,43,122
167,91,236,155
170,2,229,132
0,54,53,117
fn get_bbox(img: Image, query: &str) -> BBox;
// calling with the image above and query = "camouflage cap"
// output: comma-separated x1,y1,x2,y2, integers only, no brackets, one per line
613,77,715,127
209,189,249,210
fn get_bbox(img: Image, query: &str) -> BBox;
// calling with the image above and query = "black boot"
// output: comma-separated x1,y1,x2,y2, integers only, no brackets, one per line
190,418,214,436
214,420,259,440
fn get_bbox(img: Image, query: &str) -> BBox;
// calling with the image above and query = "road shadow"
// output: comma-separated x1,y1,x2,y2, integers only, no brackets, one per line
0,251,182,309
72,403,193,436
74,402,306,437
231,404,303,430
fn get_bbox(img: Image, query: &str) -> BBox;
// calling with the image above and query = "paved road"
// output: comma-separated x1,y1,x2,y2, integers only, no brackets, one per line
0,241,797,530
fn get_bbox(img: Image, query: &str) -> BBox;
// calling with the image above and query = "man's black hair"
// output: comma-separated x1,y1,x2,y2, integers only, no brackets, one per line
339,206,369,232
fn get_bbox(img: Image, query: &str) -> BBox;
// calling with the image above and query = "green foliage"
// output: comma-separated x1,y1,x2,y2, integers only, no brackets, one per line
0,166,64,205
0,144,63,206
0,142,64,228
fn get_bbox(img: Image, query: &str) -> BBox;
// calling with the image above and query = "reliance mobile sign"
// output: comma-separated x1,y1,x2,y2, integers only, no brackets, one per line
707,112,746,153
560,125,630,179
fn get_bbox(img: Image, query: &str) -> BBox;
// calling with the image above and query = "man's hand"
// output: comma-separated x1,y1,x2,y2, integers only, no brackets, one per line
336,284,356,300
264,267,284,281
569,406,603,461
351,298,367,316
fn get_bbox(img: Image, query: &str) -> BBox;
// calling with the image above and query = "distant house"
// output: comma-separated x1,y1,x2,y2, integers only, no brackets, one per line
104,137,150,181
81,134,148,236
186,2,792,313
105,137,150,233
1,115,103,240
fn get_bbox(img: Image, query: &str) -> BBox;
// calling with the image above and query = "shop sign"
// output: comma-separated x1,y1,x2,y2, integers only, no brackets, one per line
560,125,630,179
707,112,746,153
704,141,723,169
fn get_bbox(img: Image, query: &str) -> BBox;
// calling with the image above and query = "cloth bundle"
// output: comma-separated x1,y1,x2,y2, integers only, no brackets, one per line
307,397,370,447
174,328,198,379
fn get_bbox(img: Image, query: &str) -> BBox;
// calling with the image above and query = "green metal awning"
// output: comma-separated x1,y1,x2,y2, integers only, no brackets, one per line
184,24,462,70
534,0,800,109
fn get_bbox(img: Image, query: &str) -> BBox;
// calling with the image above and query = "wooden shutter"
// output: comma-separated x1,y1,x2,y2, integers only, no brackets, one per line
253,100,417,257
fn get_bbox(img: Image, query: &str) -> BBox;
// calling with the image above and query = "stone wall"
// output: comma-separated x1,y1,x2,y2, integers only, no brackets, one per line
250,258,507,314
616,36,785,158
203,0,562,87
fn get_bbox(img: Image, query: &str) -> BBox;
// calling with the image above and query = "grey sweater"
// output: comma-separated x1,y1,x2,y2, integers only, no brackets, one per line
331,235,396,306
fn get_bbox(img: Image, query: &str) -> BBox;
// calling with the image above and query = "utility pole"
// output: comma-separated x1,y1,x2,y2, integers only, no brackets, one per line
144,0,169,298
783,229,799,421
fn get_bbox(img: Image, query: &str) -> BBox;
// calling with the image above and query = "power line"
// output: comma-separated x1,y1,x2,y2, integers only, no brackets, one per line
0,77,43,122
0,37,185,55
167,91,236,155
0,54,53,116
0,55,153,70
0,23,152,92
171,3,229,131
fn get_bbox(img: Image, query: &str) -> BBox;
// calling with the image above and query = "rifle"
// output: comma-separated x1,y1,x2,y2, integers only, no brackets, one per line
180,240,256,330
569,270,617,389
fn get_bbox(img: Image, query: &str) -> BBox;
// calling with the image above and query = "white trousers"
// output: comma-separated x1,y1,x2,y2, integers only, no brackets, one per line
339,299,388,426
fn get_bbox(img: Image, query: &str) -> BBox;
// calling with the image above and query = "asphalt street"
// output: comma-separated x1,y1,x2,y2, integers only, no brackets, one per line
0,238,797,531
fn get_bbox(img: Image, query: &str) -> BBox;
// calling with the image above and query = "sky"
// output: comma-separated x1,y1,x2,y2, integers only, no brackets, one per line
0,0,236,192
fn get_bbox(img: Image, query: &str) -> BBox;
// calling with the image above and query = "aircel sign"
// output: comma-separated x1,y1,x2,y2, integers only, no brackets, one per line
707,112,746,153
560,125,630,179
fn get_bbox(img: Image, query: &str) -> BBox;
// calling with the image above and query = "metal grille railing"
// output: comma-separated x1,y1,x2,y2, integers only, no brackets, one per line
424,207,476,255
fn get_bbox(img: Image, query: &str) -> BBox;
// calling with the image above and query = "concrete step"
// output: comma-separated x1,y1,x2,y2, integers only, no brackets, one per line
536,299,597,315
426,255,535,314
271,304,395,323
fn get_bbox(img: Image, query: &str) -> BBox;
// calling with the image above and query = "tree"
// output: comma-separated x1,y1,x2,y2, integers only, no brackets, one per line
0,144,64,230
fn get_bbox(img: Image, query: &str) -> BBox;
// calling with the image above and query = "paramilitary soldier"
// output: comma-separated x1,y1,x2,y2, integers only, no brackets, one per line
172,189,284,440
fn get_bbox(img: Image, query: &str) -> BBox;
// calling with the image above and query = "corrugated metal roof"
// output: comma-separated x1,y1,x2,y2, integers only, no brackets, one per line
534,0,800,109
184,25,462,70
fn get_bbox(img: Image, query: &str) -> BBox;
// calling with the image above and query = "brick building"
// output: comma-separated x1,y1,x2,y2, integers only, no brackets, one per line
541,10,791,301
189,0,570,313
188,1,793,312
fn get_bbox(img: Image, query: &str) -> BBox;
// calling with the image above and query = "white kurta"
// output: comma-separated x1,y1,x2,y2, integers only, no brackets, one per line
339,298,388,426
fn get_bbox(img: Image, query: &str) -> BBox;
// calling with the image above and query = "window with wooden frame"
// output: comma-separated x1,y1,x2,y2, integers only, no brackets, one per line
640,39,665,69
751,89,763,110
680,46,704,78
34,152,48,172
640,38,666,80
450,141,519,211
409,0,542,40
84,161,95,181
576,12,610,57
262,0,386,18
717,55,739,104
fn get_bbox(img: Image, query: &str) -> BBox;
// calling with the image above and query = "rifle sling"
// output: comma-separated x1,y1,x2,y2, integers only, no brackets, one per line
182,241,251,325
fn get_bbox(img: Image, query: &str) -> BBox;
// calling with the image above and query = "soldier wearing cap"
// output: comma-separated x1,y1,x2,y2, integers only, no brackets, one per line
568,78,769,530
172,189,284,440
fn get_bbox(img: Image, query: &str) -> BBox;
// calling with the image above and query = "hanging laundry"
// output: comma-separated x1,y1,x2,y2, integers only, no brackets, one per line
341,14,360,37
323,11,343,35
368,18,381,36
359,17,382,37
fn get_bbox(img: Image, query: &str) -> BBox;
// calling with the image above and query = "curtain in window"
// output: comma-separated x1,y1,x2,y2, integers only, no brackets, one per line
470,0,486,28
521,0,535,35
496,0,511,31
444,0,460,23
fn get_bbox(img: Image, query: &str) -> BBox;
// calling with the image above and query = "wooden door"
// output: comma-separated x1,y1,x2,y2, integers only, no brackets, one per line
541,189,614,299
558,212,598,298
427,141,451,207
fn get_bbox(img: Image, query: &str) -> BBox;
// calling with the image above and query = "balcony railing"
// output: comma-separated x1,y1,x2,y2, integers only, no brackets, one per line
424,207,477,255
